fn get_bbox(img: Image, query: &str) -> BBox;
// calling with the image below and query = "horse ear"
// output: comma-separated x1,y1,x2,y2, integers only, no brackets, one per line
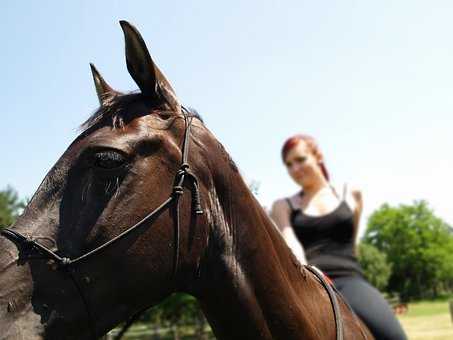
119,20,180,111
120,20,158,99
89,63,118,106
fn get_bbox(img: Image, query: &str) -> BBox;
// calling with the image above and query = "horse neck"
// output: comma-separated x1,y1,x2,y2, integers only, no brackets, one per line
197,156,327,339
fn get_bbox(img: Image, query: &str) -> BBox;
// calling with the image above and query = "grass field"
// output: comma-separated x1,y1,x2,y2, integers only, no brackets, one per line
397,299,453,340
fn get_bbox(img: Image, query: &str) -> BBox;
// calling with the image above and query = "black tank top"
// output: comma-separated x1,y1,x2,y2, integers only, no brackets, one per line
287,186,363,278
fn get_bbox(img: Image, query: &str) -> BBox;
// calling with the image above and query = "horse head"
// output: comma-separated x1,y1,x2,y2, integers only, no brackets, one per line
0,21,222,339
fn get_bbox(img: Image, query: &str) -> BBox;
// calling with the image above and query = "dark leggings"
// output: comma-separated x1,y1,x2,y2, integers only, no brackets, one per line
333,276,407,340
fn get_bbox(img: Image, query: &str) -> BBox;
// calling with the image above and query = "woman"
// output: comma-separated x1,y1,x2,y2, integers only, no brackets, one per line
270,134,407,340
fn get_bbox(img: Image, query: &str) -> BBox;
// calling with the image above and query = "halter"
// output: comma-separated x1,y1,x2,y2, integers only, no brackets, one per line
1,107,202,340
1,107,349,340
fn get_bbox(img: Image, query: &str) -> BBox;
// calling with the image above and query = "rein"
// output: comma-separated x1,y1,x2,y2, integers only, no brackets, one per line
305,265,344,340
0,107,203,340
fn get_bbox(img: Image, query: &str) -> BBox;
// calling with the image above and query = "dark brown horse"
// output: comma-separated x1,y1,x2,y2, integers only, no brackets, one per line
0,21,372,340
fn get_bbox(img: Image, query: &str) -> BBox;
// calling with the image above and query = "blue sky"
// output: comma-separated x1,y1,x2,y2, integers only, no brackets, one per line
1,1,452,236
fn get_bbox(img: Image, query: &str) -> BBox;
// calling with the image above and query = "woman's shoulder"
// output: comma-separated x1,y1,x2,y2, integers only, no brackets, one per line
332,182,363,212
349,185,362,200
270,196,292,230
345,183,362,204
271,197,289,213
271,192,301,213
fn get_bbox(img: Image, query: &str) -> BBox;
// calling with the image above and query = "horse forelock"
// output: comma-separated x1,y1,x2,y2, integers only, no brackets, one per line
79,91,204,135
80,92,142,132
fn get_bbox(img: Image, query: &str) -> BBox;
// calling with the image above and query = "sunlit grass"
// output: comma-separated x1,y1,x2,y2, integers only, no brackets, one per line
398,300,453,340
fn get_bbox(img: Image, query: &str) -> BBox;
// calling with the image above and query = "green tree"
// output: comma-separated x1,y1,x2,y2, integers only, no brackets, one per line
363,200,453,300
357,242,392,292
138,293,210,339
0,186,25,228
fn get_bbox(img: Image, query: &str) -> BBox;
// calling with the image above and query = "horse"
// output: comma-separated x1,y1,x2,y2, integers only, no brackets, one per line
0,21,372,340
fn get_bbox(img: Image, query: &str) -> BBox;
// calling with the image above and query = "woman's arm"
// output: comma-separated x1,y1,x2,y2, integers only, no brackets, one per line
350,187,363,256
270,199,307,265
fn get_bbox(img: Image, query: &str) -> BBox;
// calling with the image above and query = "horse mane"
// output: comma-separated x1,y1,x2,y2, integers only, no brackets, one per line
80,92,203,133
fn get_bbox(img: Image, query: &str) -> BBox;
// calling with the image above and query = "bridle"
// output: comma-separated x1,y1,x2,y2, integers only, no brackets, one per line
1,107,203,339
0,107,349,340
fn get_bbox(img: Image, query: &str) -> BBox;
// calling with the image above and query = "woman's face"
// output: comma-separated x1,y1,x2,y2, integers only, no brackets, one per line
284,140,323,186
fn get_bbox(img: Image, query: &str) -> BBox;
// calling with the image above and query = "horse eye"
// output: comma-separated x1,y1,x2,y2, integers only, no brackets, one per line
157,112,172,120
93,151,126,170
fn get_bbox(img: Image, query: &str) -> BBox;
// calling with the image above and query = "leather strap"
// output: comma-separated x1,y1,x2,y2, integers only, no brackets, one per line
305,265,344,340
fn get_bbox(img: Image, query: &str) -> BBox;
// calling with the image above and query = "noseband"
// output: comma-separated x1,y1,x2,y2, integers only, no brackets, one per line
1,107,203,339
1,107,349,340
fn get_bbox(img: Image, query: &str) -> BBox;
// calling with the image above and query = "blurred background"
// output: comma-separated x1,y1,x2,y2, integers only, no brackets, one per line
1,1,452,339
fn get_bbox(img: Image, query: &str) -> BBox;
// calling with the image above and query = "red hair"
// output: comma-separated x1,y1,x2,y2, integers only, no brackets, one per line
281,134,330,181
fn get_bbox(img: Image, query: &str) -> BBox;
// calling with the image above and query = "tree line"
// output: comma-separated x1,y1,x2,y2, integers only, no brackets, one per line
359,200,453,301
